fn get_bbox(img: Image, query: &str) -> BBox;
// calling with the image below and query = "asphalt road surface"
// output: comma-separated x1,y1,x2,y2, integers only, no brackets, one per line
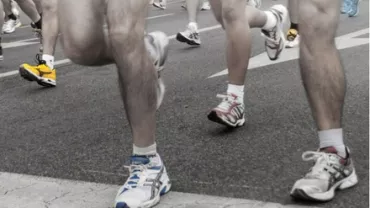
0,0,368,208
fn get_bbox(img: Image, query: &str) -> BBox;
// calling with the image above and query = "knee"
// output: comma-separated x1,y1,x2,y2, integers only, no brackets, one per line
221,4,241,24
299,1,339,46
109,25,145,53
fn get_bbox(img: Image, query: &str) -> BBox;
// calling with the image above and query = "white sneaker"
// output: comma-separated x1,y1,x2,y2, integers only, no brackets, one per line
201,1,211,10
115,154,171,208
145,31,169,109
153,2,166,9
145,31,169,73
15,18,21,28
176,23,201,46
291,147,358,202
246,0,262,8
207,93,245,127
261,5,287,60
3,19,17,34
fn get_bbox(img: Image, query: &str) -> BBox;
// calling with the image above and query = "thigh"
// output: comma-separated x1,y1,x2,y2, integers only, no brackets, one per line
58,0,105,50
220,0,246,18
106,0,148,38
211,0,246,24
209,0,222,24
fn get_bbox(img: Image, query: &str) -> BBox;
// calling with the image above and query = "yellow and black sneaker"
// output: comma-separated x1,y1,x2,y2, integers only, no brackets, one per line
19,54,56,87
286,28,299,48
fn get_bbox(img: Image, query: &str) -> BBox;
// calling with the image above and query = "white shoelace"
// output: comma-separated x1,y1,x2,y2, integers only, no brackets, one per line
124,164,147,189
124,163,158,189
302,151,339,179
262,28,280,46
216,94,236,111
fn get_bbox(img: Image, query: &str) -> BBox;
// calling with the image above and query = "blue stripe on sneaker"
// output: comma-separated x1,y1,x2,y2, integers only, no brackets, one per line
116,202,129,208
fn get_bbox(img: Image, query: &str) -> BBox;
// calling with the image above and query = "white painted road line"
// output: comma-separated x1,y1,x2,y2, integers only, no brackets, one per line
0,59,73,78
0,70,18,77
0,172,317,208
147,13,174,20
0,24,223,79
208,28,369,78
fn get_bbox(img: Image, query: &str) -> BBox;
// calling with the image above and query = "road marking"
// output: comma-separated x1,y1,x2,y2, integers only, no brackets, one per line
168,24,221,39
3,40,39,49
0,24,223,79
208,28,370,78
0,70,18,77
2,37,39,49
147,13,174,20
0,59,74,78
0,172,316,208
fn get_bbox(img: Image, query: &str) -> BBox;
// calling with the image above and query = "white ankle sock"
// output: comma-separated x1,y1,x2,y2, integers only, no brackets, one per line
262,11,277,30
133,143,157,156
188,22,198,32
42,54,54,69
227,84,244,102
319,128,346,158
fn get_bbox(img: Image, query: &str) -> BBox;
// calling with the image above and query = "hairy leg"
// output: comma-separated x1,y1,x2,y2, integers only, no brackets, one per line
41,0,58,55
299,0,344,130
15,0,40,22
106,0,158,147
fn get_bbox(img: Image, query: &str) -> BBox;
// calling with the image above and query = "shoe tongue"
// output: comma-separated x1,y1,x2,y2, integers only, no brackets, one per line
130,155,151,165
39,59,47,65
320,146,338,154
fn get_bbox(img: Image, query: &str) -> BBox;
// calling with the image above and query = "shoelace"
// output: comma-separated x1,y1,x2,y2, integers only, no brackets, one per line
287,30,297,41
34,54,45,65
123,164,146,189
262,27,280,47
185,27,198,38
216,94,237,111
302,151,339,179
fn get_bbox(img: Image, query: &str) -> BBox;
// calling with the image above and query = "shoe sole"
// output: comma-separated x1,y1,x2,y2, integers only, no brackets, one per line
19,67,56,87
176,33,201,46
290,169,358,202
285,40,299,48
3,28,15,34
207,111,245,128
